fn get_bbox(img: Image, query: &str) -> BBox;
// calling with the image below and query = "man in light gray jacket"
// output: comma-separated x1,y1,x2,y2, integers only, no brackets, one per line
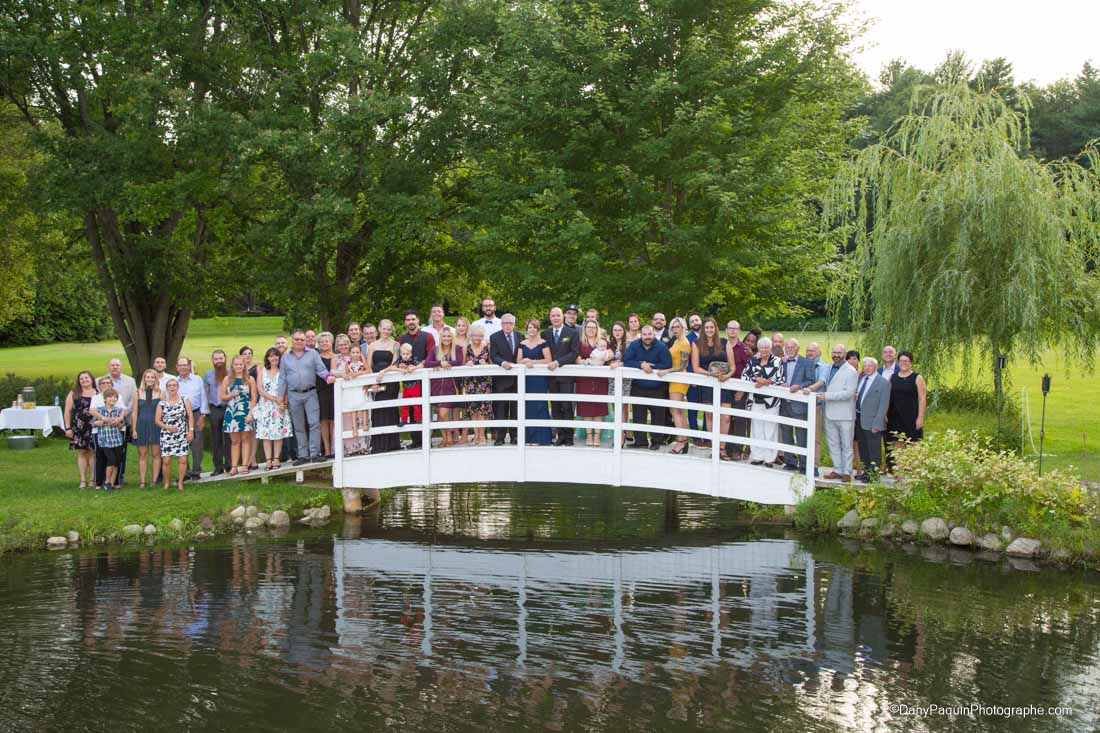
855,357,891,481
813,344,858,481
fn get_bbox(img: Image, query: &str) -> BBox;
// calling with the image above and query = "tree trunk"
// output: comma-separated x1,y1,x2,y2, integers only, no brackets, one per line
84,208,193,377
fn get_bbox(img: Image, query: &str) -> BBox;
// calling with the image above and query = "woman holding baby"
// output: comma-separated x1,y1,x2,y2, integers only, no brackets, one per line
575,318,611,447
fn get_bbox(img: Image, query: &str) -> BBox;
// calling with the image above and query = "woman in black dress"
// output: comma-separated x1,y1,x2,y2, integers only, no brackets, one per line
886,351,927,469
317,332,338,457
368,319,401,453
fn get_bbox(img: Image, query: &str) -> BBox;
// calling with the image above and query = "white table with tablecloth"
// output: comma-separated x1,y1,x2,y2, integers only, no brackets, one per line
0,406,67,436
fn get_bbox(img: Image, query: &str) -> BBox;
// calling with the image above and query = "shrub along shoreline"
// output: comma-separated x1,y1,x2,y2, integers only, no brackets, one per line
792,431,1100,568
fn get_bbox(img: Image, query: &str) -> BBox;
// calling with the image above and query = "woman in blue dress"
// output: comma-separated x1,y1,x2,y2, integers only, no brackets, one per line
518,318,553,446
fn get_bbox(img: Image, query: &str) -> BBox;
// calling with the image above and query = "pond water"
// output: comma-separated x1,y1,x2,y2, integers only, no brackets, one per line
1,484,1098,732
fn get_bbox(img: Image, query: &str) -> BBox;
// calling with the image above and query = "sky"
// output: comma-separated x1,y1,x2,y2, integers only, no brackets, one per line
848,0,1099,87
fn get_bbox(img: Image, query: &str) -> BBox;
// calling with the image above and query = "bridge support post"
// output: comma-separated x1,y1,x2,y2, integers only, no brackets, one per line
341,488,365,514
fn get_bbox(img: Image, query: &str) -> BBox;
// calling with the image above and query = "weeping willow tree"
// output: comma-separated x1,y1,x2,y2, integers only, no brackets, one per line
823,78,1100,408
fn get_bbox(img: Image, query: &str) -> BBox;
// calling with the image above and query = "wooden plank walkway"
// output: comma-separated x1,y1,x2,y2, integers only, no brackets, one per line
191,459,334,485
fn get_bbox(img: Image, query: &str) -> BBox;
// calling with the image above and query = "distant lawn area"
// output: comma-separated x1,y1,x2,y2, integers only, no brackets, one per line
0,317,1096,479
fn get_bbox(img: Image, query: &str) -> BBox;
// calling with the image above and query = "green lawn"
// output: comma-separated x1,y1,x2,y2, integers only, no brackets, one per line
0,438,340,554
0,316,286,379
0,318,1096,479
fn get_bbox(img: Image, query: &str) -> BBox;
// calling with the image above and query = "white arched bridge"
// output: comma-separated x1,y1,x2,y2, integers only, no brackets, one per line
332,365,818,507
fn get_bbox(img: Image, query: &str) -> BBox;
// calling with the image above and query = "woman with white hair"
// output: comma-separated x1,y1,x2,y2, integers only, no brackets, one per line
741,336,786,465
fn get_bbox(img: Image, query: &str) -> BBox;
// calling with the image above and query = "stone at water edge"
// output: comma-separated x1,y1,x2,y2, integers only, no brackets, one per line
229,506,247,521
46,536,67,549
66,530,80,544
256,513,270,526
919,517,949,542
169,518,184,533
901,520,920,536
977,533,1003,552
269,511,290,528
143,524,157,536
1006,538,1041,557
122,524,143,537
837,509,860,530
879,523,897,538
315,505,331,520
949,527,975,546
859,517,879,532
243,517,265,530
245,506,258,518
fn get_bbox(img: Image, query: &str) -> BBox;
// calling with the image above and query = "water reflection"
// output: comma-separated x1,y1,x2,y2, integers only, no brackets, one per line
0,484,1097,732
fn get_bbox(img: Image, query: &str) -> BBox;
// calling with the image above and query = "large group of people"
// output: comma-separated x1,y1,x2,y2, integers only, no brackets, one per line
62,298,927,490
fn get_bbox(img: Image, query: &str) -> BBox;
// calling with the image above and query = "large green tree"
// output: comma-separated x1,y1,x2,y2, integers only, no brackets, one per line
824,79,1100,405
0,1,250,373
458,0,862,319
232,0,487,330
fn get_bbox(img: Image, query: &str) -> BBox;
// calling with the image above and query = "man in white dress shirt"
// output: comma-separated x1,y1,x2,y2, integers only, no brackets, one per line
472,296,502,339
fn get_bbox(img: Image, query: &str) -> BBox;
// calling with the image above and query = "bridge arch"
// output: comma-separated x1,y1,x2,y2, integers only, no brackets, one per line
333,365,817,506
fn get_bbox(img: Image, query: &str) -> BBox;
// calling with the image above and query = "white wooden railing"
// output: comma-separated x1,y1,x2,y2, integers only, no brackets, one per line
333,364,816,505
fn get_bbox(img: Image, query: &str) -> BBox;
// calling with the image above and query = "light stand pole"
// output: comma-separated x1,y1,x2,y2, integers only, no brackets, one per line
1038,374,1051,476
994,354,1007,441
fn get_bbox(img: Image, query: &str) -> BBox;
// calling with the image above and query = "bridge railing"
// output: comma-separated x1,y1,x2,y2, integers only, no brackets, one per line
333,363,817,497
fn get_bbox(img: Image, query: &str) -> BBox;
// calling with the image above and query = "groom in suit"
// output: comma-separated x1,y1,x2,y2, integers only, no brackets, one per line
542,306,580,445
488,314,519,445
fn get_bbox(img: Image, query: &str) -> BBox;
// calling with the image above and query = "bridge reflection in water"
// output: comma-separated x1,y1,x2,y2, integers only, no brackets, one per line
333,534,818,677
334,365,817,506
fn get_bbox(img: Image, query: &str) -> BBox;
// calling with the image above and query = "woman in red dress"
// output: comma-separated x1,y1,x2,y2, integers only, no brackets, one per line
575,319,610,446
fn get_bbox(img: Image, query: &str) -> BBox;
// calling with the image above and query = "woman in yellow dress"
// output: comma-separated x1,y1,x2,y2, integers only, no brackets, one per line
657,317,693,455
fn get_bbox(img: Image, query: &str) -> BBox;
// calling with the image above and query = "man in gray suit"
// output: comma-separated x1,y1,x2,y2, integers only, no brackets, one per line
779,338,817,471
278,331,336,465
813,344,858,481
855,356,891,481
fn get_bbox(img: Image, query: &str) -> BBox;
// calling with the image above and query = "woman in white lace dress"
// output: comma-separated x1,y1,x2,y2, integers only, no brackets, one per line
253,347,293,469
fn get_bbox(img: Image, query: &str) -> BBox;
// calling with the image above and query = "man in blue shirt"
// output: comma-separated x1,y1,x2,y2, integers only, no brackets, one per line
623,326,673,450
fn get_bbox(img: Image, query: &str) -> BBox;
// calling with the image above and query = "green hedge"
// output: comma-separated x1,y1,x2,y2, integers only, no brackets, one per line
0,373,73,410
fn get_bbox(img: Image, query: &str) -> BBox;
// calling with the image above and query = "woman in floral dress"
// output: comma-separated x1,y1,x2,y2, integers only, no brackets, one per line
463,324,494,446
64,370,98,488
219,355,256,475
254,347,292,469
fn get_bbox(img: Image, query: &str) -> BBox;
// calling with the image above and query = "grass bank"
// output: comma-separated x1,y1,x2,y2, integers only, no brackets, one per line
0,438,343,554
0,316,1095,477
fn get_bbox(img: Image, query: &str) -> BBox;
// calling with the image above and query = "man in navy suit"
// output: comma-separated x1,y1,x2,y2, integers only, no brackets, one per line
779,338,817,471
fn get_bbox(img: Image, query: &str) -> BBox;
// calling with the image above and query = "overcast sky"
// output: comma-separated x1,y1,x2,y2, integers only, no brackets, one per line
848,0,1098,87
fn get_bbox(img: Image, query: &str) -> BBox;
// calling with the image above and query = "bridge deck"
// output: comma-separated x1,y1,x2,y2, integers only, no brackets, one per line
188,436,864,489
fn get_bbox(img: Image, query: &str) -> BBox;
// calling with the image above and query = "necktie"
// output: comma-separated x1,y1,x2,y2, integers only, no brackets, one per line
857,376,869,408
508,334,514,352
554,329,560,343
